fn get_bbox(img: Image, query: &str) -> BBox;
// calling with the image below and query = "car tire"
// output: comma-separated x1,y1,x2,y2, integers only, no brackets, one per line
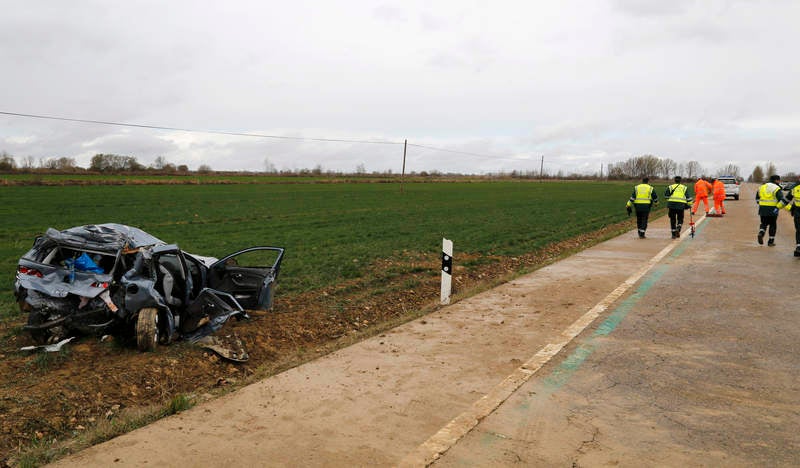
136,308,159,352
734,194,739,200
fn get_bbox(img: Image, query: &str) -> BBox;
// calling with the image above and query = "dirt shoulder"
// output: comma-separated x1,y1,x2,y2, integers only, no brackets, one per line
47,185,800,467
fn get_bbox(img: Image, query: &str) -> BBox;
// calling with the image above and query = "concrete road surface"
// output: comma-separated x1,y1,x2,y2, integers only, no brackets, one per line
52,183,800,467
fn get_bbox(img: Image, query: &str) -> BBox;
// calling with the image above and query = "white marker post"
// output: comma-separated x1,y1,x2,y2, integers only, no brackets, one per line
441,238,453,305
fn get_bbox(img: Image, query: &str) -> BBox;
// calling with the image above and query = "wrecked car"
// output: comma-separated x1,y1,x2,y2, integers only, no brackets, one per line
14,223,284,352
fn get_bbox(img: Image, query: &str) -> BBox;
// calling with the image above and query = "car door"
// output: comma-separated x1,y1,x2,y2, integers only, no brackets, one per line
206,247,285,310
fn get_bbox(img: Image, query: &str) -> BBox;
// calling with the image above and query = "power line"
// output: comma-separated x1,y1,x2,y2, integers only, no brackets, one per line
407,143,531,162
0,110,402,146
0,110,585,169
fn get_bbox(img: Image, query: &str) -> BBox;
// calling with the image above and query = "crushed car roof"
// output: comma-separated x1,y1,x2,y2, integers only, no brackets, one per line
44,223,164,251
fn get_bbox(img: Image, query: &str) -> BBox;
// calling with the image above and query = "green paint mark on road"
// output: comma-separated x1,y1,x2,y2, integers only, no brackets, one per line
540,265,668,392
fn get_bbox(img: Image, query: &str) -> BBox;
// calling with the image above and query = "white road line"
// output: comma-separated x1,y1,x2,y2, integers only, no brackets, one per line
397,218,706,467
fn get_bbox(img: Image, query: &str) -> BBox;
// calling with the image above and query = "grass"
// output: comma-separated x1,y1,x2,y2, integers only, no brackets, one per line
0,180,664,319
24,347,71,374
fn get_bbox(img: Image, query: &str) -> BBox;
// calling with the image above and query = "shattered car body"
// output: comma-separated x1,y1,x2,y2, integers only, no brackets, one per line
14,224,284,352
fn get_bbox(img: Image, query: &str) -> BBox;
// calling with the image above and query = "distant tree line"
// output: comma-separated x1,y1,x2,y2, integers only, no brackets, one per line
1,150,796,181
607,154,743,180
747,162,797,183
0,151,196,174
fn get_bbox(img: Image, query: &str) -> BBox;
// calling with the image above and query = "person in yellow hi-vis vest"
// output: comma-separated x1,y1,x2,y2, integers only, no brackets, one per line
626,177,658,239
755,174,787,246
778,175,800,256
665,176,693,239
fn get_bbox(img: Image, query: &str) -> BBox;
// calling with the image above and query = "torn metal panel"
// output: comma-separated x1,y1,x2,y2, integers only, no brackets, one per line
19,337,75,353
195,334,249,362
181,289,248,342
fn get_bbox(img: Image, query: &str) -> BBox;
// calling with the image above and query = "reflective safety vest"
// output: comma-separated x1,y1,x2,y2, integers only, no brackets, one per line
783,185,800,211
758,183,781,207
633,184,654,205
667,184,689,204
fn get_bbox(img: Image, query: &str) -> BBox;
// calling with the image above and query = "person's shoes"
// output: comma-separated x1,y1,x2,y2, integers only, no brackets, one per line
638,233,645,239
767,239,775,247
758,232,764,244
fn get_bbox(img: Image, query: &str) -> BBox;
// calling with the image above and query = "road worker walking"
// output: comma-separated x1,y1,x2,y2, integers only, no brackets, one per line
665,176,693,239
692,176,713,215
779,175,800,256
756,174,787,246
711,178,727,215
626,177,658,239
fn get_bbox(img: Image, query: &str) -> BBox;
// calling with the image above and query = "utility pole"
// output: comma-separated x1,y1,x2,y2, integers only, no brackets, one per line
401,139,407,194
539,155,544,181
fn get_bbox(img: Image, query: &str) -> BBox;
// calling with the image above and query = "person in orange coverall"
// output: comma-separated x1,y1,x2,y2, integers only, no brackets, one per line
692,176,713,215
711,178,727,215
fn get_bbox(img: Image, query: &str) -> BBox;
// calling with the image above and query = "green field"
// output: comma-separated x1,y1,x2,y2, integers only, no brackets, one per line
0,180,653,318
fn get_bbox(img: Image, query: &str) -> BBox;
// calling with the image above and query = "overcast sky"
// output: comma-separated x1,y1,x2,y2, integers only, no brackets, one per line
1,0,798,176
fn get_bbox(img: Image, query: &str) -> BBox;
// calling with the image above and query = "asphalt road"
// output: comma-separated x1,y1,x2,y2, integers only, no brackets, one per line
52,183,800,467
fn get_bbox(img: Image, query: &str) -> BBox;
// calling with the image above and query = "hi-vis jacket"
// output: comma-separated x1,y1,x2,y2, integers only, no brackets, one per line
694,179,712,198
756,182,787,216
665,183,692,210
712,180,726,200
779,184,800,217
627,183,658,211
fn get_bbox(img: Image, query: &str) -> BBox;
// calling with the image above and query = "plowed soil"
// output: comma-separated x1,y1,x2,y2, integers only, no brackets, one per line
0,222,628,465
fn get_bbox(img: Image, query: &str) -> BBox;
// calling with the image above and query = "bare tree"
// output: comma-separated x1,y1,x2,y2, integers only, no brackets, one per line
716,164,740,178
685,161,702,179
21,155,36,169
152,156,168,170
263,157,276,173
659,158,678,178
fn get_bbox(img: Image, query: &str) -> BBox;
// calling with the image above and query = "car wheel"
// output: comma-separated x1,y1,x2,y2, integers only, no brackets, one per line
136,308,159,352
734,195,739,200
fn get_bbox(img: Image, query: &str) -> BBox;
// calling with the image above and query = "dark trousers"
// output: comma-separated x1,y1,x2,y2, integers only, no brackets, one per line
759,215,777,237
795,216,800,245
635,208,650,236
668,208,685,235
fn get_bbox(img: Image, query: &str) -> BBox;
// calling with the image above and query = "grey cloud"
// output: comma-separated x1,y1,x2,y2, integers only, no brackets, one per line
372,4,409,23
612,0,695,17
1,1,799,178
